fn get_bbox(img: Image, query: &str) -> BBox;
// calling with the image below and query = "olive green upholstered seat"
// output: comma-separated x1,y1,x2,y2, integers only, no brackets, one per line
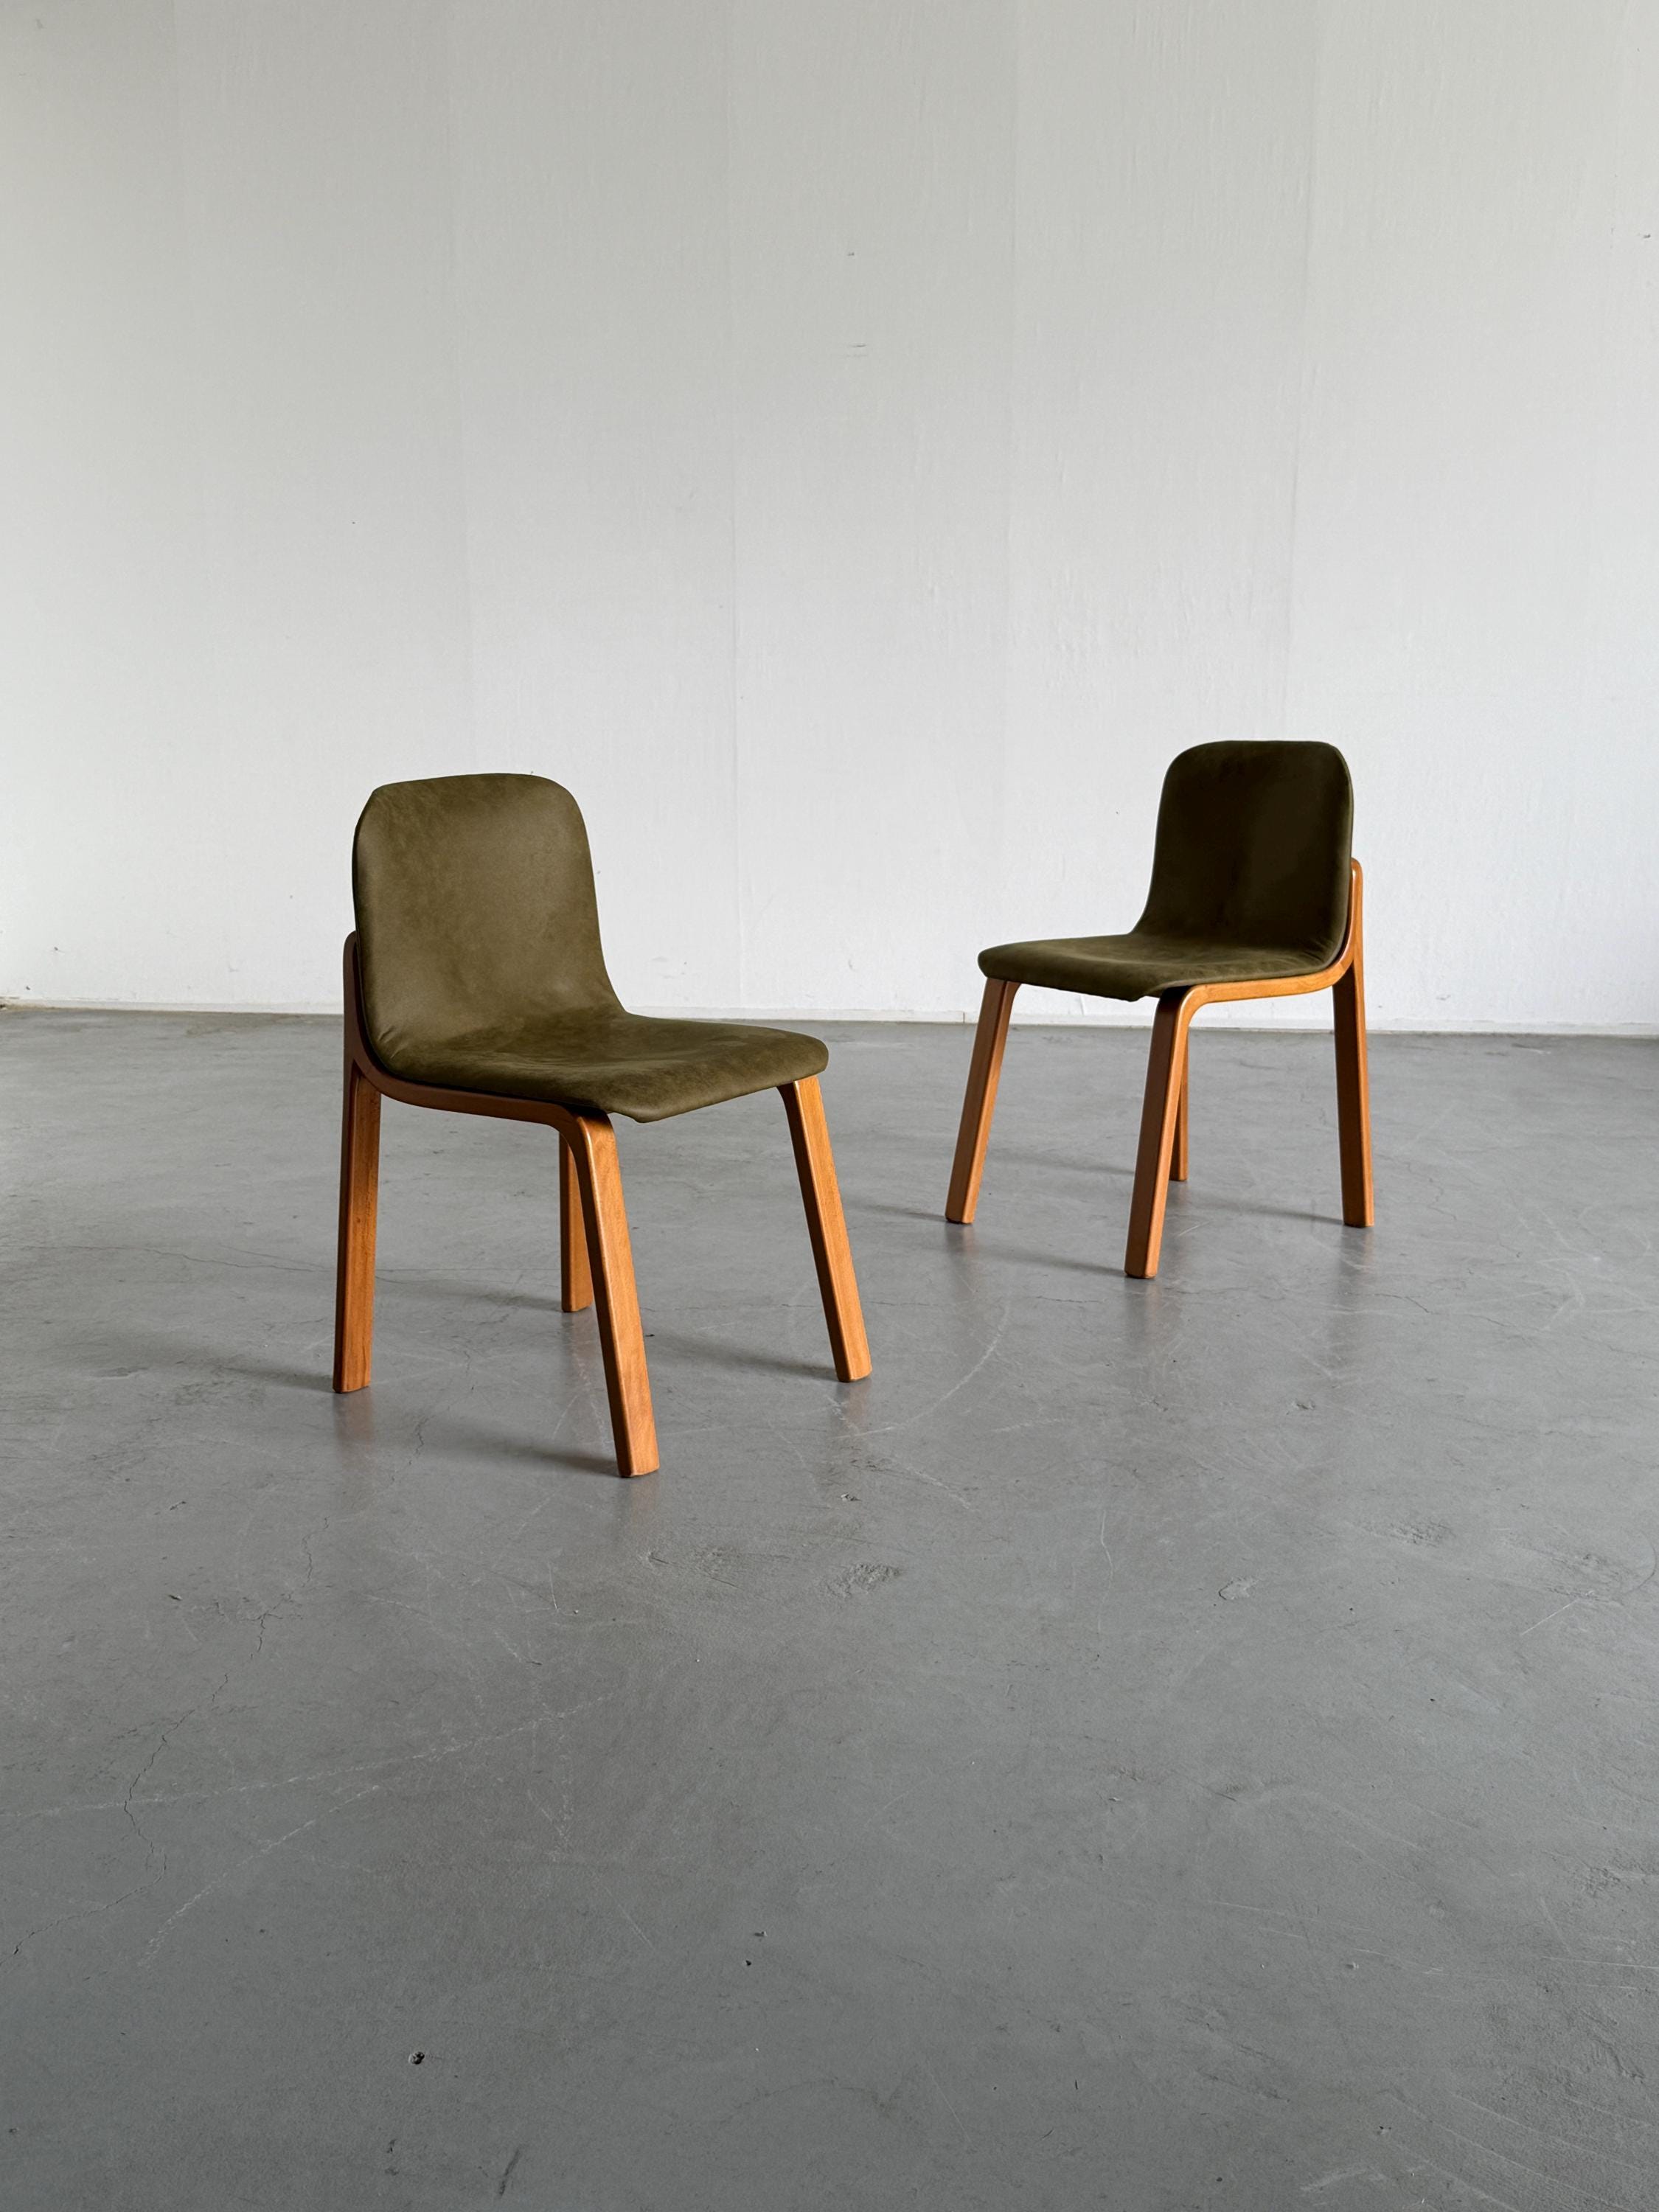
979,740,1354,1001
947,738,1372,1283
352,773,826,1121
979,931,1344,1001
336,770,870,1479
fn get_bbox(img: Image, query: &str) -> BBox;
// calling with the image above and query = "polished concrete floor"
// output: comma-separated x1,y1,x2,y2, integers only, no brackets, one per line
2,1009,1656,2211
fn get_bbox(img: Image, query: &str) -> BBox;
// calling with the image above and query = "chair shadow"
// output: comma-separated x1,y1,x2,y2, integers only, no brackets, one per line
403,1411,619,1478
858,1175,1343,1251
989,1148,1135,1182
643,1328,838,1384
78,1332,335,1394
855,1200,953,1226
1178,1189,1348,1230
950,1238,1116,1279
377,1286,838,1382
74,1332,619,1475
378,1274,563,1314
853,1203,1115,1277
240,1360,335,1394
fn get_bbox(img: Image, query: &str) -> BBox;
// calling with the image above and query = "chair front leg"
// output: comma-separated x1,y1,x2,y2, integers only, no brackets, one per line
333,1056,382,1391
781,1078,872,1382
559,1133,593,1312
1332,871,1374,1228
566,1115,658,1476
1124,990,1199,1280
946,978,1018,1224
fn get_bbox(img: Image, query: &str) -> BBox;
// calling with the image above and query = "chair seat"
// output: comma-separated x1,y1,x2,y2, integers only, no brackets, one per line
979,931,1335,1002
374,1006,828,1123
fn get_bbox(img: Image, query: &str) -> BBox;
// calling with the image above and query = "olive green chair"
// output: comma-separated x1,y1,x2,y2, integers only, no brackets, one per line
946,740,1373,1277
333,773,869,1475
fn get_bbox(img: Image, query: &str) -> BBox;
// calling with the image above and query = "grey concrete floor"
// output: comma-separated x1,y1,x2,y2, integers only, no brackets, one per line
2,1010,1657,2212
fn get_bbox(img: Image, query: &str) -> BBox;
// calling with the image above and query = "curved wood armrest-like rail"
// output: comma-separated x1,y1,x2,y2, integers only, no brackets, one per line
332,936,869,1475
945,859,1373,1280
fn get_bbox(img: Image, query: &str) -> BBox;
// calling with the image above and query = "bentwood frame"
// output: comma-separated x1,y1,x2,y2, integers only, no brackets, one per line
333,936,870,1476
946,859,1374,1279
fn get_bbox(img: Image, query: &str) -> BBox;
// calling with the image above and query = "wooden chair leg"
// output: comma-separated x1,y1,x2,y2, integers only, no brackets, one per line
333,1057,381,1391
1332,915,1374,1230
1172,1053,1189,1183
566,1116,658,1476
559,1133,593,1312
781,1078,872,1383
1124,992,1197,1280
946,978,1018,1223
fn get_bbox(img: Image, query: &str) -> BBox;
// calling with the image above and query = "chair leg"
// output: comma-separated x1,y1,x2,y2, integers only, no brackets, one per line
333,1057,381,1391
559,1134,593,1312
946,978,1018,1224
566,1116,658,1476
781,1077,872,1383
1172,1053,1189,1183
1332,940,1374,1231
1124,991,1197,1280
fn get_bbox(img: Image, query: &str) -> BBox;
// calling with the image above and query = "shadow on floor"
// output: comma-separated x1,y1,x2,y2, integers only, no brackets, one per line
641,1327,838,1385
400,1411,619,1478
73,1332,336,1395
68,1330,620,1475
853,1200,1114,1276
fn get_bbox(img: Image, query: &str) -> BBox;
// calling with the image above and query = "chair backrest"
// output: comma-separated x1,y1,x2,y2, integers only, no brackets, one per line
352,774,619,1063
1137,740,1353,961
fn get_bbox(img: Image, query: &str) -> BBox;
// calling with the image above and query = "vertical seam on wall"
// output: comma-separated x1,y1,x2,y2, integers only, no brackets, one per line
439,0,479,771
1280,2,1324,742
723,0,744,1006
996,0,1020,1012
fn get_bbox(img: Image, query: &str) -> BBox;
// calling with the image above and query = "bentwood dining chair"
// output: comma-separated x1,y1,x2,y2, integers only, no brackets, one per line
946,740,1373,1278
333,773,869,1475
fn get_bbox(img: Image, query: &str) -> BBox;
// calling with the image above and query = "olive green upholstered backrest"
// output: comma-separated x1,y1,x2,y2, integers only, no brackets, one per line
1137,741,1354,963
353,774,619,1066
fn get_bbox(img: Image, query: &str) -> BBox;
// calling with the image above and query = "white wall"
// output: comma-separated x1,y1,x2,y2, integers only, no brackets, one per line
4,1,1656,1029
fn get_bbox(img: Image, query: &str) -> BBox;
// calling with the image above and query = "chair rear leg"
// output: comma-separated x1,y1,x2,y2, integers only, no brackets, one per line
1172,1054,1189,1183
1124,992,1197,1279
1332,946,1374,1231
782,1078,872,1383
333,1058,381,1391
559,1134,593,1312
567,1116,658,1476
946,978,1018,1223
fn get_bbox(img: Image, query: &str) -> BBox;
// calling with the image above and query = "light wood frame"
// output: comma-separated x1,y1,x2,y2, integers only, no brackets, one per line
333,936,870,1475
946,859,1373,1279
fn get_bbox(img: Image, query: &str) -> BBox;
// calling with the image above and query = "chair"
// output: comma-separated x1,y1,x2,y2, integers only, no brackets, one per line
333,773,870,1475
945,740,1373,1278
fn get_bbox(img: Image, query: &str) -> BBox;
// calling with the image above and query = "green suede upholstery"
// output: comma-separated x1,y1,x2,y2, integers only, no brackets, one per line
980,740,1353,1001
353,774,827,1121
